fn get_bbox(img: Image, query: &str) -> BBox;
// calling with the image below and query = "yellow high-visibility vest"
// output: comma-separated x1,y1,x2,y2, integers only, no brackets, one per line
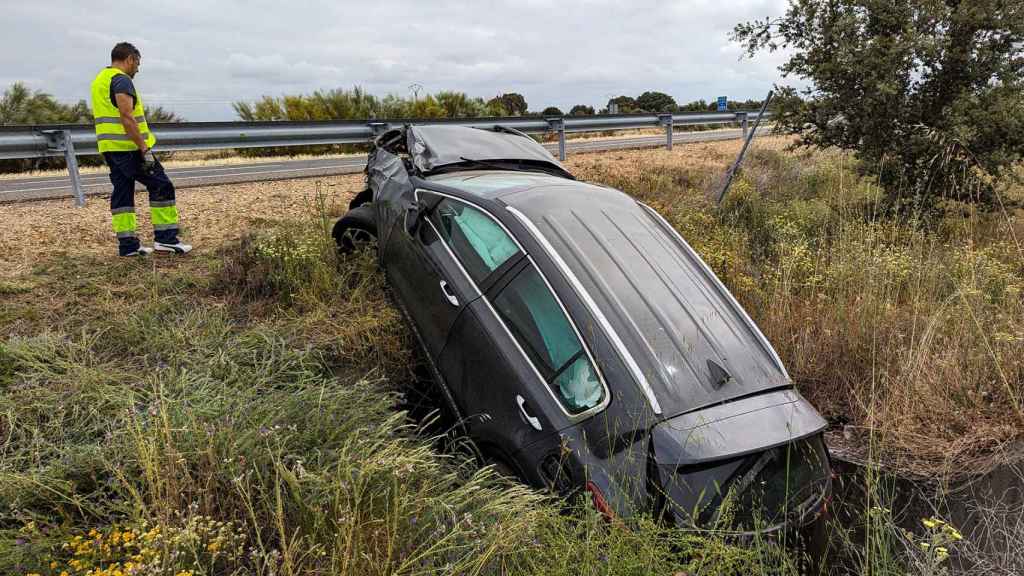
89,67,156,153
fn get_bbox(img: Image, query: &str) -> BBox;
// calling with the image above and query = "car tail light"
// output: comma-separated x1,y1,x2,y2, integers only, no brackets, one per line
586,481,616,522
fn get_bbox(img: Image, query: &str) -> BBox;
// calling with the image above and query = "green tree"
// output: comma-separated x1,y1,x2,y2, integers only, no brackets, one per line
679,99,711,112
435,91,475,117
0,82,180,173
636,91,678,113
569,104,595,115
541,106,563,116
480,98,507,117
408,94,446,118
492,93,528,116
606,95,637,113
0,82,90,124
733,0,1024,208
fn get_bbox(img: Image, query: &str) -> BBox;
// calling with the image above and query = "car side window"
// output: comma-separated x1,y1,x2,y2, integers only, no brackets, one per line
426,195,519,284
492,265,604,414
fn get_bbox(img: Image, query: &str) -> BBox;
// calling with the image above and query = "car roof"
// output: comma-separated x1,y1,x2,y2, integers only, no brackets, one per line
488,180,791,418
408,125,570,176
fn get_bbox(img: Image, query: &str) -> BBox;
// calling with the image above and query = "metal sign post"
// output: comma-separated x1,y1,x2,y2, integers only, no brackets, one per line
716,91,773,204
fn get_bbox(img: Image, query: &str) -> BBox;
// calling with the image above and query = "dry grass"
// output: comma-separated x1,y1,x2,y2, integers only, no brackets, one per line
568,138,1024,476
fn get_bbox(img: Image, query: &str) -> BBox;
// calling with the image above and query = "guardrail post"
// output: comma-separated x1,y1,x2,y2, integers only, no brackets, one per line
42,129,85,207
658,114,673,151
546,117,566,161
738,112,749,140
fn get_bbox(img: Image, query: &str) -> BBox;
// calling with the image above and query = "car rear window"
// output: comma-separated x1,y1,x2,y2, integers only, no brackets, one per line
430,197,519,284
492,265,603,413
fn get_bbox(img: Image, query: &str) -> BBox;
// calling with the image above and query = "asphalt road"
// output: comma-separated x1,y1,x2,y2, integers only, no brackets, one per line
0,128,746,203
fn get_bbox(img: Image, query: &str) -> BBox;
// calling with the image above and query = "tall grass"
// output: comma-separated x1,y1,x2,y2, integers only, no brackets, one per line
1,189,800,575
573,145,1024,473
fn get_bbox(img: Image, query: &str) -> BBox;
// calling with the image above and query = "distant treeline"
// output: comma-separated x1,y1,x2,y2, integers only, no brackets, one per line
232,87,772,121
0,82,180,172
0,81,772,171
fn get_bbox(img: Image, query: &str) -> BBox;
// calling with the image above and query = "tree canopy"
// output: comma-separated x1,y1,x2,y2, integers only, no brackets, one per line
733,0,1024,208
491,93,528,116
636,91,678,113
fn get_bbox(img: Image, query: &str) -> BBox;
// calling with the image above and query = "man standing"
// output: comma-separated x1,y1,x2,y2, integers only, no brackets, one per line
90,42,191,256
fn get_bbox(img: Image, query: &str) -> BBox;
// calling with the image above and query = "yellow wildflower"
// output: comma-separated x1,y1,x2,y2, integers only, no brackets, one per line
922,518,938,529
935,546,949,562
919,542,930,550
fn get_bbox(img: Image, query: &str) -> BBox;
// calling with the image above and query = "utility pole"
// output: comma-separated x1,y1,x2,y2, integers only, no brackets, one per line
409,83,422,102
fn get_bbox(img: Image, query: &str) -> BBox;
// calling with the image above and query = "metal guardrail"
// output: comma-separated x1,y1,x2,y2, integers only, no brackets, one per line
0,110,768,206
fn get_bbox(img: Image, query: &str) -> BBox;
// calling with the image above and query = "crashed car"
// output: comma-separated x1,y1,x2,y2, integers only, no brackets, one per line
333,124,831,533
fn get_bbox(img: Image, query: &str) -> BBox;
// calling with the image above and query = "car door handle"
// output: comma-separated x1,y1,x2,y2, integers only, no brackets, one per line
439,280,459,307
516,394,543,431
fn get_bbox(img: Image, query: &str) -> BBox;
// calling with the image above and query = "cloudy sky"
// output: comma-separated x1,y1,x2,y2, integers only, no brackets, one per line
1,1,795,121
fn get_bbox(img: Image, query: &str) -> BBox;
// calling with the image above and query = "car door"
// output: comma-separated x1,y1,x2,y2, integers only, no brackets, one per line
383,189,495,361
442,255,609,485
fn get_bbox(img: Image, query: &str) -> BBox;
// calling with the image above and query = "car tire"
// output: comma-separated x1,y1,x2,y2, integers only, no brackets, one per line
332,204,377,254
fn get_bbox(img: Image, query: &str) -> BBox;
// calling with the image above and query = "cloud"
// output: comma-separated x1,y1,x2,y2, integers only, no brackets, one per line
1,0,797,120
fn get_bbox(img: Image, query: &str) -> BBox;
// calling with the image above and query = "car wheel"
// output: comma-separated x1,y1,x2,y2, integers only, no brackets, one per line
332,204,377,254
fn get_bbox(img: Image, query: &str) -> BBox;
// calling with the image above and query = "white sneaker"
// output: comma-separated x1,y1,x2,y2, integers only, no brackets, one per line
154,241,193,254
122,246,154,257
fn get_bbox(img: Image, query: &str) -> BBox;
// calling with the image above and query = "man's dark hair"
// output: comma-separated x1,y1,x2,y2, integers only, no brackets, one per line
111,42,140,62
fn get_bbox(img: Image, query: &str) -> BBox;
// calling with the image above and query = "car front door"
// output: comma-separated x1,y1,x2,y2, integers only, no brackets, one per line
384,189,509,361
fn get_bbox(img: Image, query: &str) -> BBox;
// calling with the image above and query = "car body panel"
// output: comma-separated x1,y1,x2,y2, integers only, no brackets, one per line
497,182,790,419
441,295,566,477
407,125,570,177
650,388,827,466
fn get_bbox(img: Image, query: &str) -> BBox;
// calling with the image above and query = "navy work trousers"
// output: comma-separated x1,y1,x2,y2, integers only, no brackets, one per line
103,151,180,255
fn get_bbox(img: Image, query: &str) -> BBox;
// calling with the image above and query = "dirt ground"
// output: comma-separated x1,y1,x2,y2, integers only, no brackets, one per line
0,174,365,280
0,137,792,280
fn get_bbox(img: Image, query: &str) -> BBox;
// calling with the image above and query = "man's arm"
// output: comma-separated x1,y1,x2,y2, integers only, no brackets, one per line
115,93,148,154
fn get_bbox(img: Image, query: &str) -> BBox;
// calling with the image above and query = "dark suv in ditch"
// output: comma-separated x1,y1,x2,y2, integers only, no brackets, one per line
333,124,831,533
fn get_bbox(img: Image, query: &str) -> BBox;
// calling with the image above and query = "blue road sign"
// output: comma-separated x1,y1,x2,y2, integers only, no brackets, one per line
717,96,728,111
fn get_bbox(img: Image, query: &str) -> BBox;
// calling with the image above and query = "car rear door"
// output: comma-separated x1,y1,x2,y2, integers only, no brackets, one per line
442,255,610,484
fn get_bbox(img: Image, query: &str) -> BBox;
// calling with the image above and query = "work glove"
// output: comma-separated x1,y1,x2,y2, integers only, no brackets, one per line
141,150,159,175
